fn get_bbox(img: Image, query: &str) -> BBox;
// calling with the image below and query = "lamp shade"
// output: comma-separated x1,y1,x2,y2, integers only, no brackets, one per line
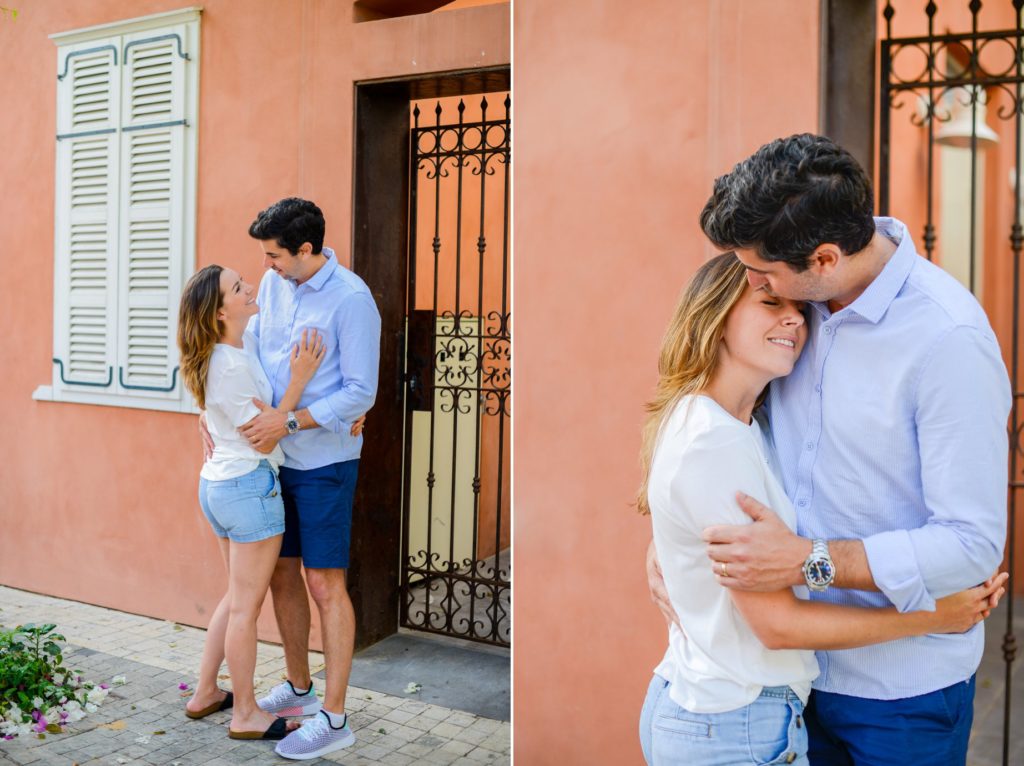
936,90,999,148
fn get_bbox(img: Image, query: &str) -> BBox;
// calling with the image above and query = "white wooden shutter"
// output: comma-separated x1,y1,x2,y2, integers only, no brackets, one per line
115,27,189,397
53,42,120,393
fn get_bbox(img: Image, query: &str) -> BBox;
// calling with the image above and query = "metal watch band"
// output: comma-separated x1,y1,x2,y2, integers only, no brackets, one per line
803,538,835,592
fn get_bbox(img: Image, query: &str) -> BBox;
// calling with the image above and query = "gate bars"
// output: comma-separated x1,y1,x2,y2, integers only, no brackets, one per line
400,95,511,647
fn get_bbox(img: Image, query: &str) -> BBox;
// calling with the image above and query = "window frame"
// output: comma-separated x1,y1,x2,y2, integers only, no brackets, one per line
34,6,201,414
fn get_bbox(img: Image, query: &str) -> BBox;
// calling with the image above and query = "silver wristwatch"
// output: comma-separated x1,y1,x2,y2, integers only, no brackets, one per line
802,539,836,592
285,411,300,436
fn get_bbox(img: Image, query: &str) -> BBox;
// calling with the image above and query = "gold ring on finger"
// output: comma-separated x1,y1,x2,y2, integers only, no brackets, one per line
720,561,729,578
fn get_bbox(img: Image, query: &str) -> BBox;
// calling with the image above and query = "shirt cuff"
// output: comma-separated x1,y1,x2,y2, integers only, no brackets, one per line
306,398,339,433
862,529,936,613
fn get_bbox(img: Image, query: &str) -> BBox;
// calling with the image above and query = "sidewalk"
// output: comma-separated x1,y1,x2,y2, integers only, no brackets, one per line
0,586,510,766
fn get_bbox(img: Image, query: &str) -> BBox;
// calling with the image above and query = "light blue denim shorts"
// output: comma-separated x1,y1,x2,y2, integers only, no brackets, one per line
639,675,809,766
198,460,286,543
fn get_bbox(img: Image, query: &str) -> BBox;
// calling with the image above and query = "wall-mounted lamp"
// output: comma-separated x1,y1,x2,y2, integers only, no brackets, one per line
935,86,999,149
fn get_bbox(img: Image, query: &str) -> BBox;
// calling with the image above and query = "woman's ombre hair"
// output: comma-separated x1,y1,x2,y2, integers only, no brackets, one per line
636,252,749,515
177,265,224,410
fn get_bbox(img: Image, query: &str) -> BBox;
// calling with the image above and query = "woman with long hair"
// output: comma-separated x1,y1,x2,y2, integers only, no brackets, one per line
637,252,1006,766
178,264,324,741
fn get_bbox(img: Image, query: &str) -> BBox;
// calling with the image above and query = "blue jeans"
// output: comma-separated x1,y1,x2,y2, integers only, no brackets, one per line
805,675,975,765
640,675,809,765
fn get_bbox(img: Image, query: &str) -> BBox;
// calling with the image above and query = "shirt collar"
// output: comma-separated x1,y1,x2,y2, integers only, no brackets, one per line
296,247,337,292
813,217,916,324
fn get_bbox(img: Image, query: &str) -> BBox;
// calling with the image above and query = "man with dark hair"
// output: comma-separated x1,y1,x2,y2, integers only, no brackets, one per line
648,134,1010,764
221,197,380,759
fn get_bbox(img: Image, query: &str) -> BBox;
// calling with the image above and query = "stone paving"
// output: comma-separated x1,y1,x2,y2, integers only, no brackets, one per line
0,586,510,766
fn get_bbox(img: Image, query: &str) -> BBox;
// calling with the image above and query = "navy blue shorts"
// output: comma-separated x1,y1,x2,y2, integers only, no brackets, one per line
805,675,975,766
278,459,359,569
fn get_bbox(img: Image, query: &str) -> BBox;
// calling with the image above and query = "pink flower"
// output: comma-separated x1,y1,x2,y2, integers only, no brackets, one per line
3,735,14,741
99,683,110,690
31,715,47,733
178,683,190,691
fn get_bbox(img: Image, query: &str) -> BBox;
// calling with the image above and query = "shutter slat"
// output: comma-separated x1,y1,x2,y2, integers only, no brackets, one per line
127,40,174,124
69,51,113,131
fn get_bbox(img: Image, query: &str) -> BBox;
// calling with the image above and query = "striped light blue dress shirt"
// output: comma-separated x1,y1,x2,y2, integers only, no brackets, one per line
248,248,381,471
767,217,1011,700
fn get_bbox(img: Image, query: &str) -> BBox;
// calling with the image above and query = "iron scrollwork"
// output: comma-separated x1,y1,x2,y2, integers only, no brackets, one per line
401,93,511,647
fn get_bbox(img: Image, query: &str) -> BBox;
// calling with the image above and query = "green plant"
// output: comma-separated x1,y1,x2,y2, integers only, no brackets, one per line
0,624,107,739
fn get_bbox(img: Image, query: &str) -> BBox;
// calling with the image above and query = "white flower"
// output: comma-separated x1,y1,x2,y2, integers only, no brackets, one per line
87,687,108,705
85,703,97,714
31,697,44,710
112,675,127,686
65,709,85,723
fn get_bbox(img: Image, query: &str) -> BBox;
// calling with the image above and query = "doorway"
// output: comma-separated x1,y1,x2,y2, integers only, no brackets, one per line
351,68,511,650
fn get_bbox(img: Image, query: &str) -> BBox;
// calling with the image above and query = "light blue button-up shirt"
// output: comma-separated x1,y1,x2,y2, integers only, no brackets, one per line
768,217,1010,700
248,248,381,471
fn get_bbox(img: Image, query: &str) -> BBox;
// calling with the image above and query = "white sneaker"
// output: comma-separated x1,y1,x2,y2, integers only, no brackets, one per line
274,710,355,760
256,681,322,717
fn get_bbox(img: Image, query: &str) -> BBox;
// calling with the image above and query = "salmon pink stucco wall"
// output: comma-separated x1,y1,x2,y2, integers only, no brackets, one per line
0,0,508,649
513,1,820,763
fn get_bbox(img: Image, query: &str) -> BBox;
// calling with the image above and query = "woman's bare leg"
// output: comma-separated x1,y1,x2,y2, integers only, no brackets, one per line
186,537,231,713
225,534,295,733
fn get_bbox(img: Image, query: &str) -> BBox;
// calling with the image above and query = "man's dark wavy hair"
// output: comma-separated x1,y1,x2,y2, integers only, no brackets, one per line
248,197,325,255
699,134,875,272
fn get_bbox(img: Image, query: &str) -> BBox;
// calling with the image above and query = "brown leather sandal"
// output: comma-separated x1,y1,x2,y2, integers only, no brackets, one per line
185,690,234,719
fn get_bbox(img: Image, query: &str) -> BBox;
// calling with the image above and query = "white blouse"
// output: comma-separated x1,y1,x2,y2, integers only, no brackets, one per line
200,331,284,481
648,394,819,713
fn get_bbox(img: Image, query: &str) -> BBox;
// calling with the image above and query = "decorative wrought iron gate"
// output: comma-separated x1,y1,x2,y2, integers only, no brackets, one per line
399,94,511,647
880,3,1021,764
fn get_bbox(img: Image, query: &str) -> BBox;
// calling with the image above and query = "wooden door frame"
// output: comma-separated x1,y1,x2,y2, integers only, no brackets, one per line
819,0,877,184
348,66,510,649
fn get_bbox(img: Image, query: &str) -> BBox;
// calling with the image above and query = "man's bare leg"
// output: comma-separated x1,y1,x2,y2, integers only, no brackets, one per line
305,568,355,713
269,556,313,689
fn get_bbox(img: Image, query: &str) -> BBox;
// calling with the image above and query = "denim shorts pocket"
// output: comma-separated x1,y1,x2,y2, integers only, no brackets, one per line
747,696,793,765
654,715,711,738
653,694,712,739
253,465,279,499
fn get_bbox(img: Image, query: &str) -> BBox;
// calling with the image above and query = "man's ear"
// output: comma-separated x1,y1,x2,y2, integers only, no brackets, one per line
297,241,314,258
808,243,842,276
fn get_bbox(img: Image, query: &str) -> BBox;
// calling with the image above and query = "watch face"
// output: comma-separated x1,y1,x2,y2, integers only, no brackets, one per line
807,559,834,584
